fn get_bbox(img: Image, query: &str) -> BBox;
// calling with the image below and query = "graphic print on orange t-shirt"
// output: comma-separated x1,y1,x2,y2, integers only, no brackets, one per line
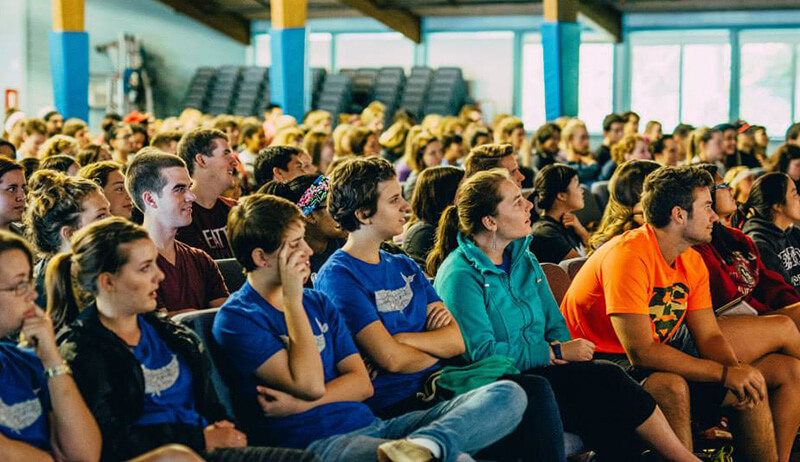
648,282,689,342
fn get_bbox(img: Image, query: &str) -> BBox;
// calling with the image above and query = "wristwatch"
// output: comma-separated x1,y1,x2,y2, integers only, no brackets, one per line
44,363,72,378
551,343,563,361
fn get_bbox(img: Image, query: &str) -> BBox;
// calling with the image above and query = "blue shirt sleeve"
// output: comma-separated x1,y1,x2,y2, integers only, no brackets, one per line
317,292,360,364
316,263,381,336
213,305,285,377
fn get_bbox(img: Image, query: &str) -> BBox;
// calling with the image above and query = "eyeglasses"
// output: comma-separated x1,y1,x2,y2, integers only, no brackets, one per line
712,183,731,192
0,279,34,297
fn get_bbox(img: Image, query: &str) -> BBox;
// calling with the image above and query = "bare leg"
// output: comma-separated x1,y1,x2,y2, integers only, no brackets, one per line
128,444,205,462
635,406,700,461
725,391,778,462
718,314,800,363
751,353,800,462
642,372,693,451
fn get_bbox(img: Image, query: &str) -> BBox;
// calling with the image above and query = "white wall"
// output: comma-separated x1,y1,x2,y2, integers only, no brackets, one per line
3,0,248,127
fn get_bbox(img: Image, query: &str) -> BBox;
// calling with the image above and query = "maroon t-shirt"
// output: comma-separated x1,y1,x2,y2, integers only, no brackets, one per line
156,240,230,313
176,197,236,260
694,226,800,314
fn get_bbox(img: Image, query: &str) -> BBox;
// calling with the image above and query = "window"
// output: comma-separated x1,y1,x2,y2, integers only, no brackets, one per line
335,33,415,70
428,32,515,123
630,30,730,131
521,37,545,130
579,42,614,133
309,33,332,70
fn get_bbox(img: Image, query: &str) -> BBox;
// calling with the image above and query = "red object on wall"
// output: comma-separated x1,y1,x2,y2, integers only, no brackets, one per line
5,90,19,112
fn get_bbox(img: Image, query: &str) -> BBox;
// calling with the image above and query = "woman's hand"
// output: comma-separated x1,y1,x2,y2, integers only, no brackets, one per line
425,303,453,331
204,421,247,451
256,385,313,418
562,213,589,243
21,307,62,369
558,338,595,362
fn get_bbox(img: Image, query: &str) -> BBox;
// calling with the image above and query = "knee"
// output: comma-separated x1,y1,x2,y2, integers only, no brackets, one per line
777,357,800,388
139,444,204,462
490,380,530,416
772,314,799,339
646,373,690,408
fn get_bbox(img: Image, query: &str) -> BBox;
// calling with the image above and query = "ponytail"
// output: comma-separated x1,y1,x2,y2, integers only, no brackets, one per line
426,205,460,277
45,252,81,332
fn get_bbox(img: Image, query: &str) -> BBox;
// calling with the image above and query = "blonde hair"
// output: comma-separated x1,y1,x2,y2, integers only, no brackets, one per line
493,117,524,144
405,130,439,173
611,134,646,164
271,127,303,147
560,119,587,152
38,135,79,159
422,114,443,137
332,123,353,156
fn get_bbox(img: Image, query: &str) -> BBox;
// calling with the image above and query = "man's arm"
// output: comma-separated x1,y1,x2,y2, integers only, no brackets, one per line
611,313,731,382
683,308,739,366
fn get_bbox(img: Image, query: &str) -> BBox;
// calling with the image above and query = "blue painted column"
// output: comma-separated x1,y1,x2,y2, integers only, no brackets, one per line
270,28,307,120
50,0,89,121
269,0,308,120
541,21,580,121
49,32,89,122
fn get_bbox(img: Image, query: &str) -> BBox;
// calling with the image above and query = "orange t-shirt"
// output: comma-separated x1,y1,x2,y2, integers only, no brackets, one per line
560,225,712,354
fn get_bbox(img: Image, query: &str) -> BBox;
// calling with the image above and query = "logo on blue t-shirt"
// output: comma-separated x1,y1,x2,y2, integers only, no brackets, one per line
141,354,180,397
0,394,42,433
375,273,415,313
279,318,330,353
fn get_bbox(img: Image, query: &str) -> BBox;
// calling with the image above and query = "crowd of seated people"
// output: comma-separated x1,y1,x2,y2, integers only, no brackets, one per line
5,99,800,462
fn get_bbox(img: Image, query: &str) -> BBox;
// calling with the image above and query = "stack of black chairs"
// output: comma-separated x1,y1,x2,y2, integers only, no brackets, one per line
316,73,352,116
424,67,467,116
182,66,217,112
206,66,242,115
372,67,406,125
400,66,434,121
232,67,269,117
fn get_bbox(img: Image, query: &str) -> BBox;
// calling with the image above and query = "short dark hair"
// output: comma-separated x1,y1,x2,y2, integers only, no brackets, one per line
621,111,640,122
673,123,695,138
39,155,77,174
239,123,262,144
19,158,39,178
176,128,227,176
328,157,396,232
602,114,625,133
227,194,303,272
650,134,673,155
0,156,23,180
259,174,318,204
442,133,463,151
787,123,800,143
0,138,17,158
534,164,579,211
641,165,713,228
464,144,514,178
125,148,187,212
254,146,302,187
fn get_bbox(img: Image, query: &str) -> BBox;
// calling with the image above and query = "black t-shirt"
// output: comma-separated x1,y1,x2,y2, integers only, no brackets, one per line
593,144,611,167
529,215,584,264
403,221,437,265
309,238,345,287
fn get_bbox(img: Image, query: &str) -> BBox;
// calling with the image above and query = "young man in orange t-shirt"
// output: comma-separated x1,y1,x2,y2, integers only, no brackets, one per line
561,165,800,462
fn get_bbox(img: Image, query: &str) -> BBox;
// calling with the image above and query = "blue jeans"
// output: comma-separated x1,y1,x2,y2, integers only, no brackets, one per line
307,380,526,462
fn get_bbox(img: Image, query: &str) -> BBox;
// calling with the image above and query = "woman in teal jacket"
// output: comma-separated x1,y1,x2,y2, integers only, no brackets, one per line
427,168,699,462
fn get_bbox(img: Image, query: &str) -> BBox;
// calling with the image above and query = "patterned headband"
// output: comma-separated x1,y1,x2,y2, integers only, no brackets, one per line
297,175,329,217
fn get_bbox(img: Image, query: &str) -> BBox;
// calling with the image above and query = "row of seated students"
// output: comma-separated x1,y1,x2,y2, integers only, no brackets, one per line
3,107,800,460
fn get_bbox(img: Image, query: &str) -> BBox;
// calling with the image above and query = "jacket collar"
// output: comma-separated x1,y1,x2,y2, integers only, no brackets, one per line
456,232,532,275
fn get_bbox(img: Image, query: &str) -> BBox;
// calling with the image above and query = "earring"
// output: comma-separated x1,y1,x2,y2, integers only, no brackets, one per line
492,231,497,252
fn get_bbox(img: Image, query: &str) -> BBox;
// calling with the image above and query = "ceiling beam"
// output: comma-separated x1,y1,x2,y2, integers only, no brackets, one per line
155,0,251,45
577,0,621,42
336,0,421,43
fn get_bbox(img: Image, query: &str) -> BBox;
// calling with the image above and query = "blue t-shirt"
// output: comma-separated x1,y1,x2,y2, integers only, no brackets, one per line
496,249,513,273
131,317,207,428
212,284,376,448
315,249,441,410
0,343,51,450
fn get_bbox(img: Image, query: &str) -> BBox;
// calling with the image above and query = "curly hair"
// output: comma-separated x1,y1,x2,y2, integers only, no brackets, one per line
24,171,102,255
38,135,79,159
611,133,648,165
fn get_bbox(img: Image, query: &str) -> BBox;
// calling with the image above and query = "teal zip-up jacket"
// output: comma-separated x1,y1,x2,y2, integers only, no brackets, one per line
434,233,571,371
